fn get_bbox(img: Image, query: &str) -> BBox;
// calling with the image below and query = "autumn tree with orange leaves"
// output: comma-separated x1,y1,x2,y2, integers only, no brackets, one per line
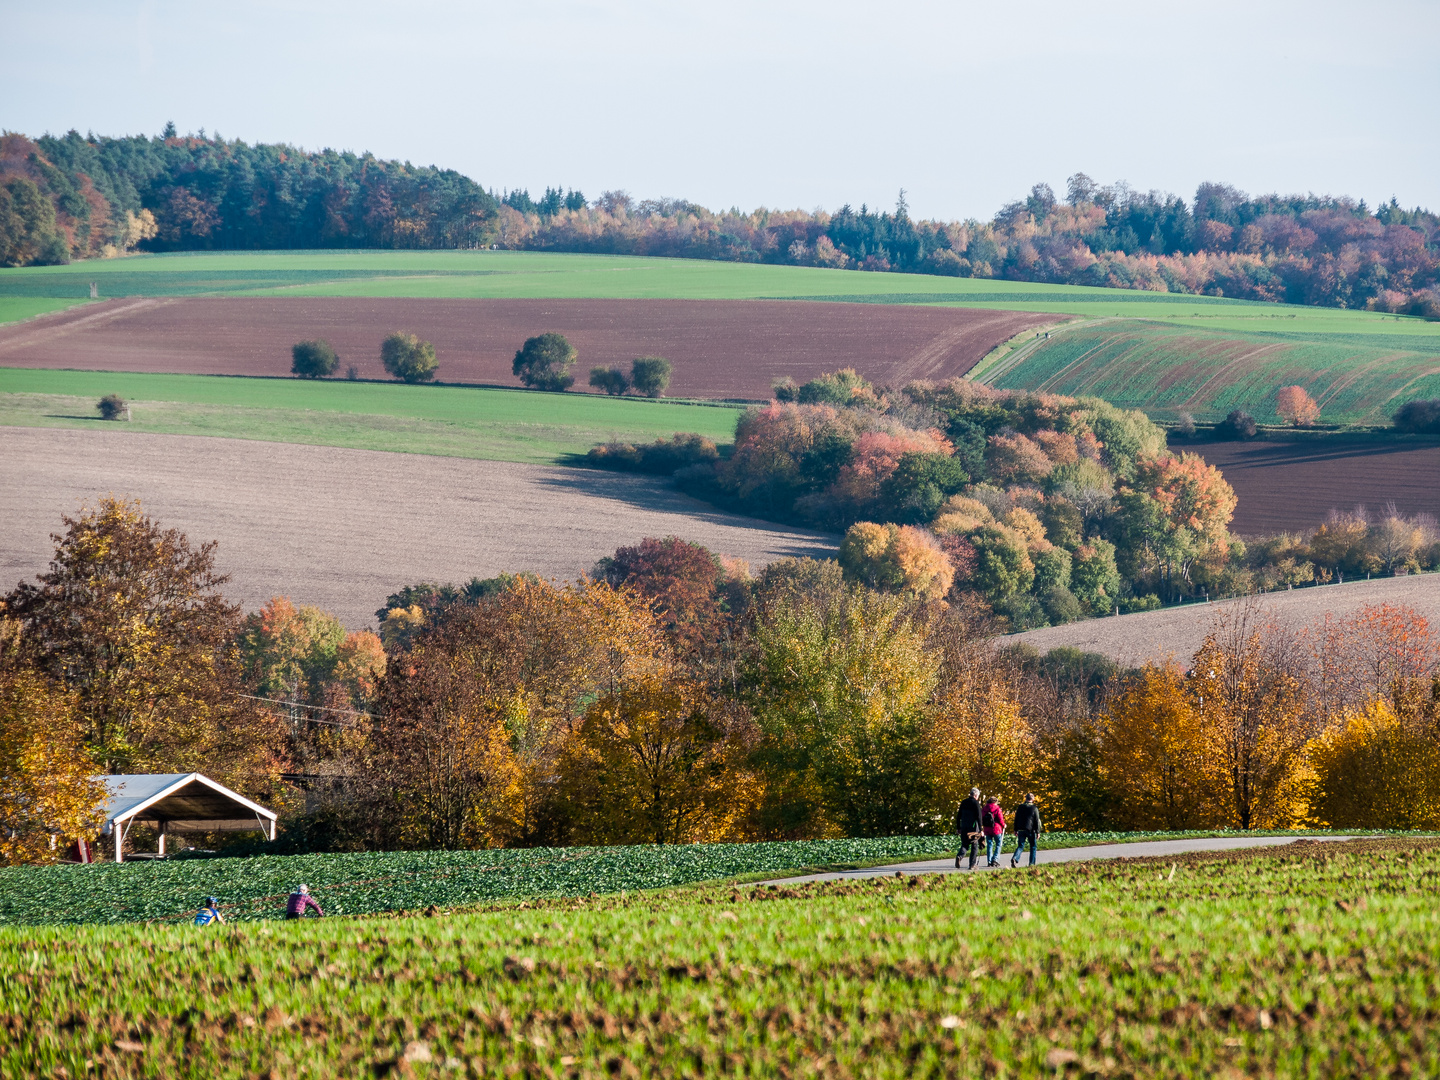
1276,385,1320,427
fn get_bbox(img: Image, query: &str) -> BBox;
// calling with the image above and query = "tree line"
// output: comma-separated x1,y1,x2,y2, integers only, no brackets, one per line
2,497,1437,864
4,128,1435,316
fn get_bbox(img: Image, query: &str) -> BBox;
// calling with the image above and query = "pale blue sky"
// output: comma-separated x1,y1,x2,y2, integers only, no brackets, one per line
4,0,1437,220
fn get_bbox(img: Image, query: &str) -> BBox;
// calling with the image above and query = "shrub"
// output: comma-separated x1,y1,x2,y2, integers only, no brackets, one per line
586,433,720,475
380,332,438,383
629,356,673,398
513,332,576,391
589,366,629,396
291,339,339,378
1041,585,1084,625
1276,385,1320,427
775,368,871,406
96,394,129,421
1173,412,1197,438
1393,398,1440,434
838,522,954,601
1217,409,1257,440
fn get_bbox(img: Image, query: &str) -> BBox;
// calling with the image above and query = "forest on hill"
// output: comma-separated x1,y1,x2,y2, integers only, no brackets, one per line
1,127,1437,316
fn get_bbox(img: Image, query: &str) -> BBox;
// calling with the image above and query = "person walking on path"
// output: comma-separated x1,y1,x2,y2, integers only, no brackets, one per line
983,796,1006,867
1011,793,1041,868
285,884,325,920
193,897,224,925
955,788,984,870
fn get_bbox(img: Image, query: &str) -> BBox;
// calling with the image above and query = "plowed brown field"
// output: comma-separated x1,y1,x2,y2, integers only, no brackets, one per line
0,427,835,628
1189,437,1440,535
0,297,1052,399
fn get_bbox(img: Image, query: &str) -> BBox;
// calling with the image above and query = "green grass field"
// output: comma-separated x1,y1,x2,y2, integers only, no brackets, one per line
0,368,743,465
2,837,1430,1077
3,250,1435,338
974,318,1440,425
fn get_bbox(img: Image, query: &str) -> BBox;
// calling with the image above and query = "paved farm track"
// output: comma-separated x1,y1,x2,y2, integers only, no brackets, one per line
1009,574,1440,666
0,427,835,627
0,297,1053,399
762,835,1366,884
1190,437,1440,535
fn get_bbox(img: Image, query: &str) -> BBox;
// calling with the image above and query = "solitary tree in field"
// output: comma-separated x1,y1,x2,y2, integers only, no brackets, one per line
291,339,339,378
629,356,673,398
381,332,438,383
97,394,129,421
1276,385,1320,427
513,332,577,391
588,366,629,396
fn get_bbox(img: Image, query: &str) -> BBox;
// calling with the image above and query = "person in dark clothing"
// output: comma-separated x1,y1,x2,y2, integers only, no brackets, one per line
1010,793,1042,868
955,787,984,870
285,884,325,919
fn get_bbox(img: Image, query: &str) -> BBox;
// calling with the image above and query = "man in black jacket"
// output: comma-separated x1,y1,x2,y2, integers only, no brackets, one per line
1011,793,1041,868
955,787,983,870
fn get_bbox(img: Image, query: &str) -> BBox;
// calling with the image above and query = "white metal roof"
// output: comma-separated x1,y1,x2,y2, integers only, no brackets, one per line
98,773,277,828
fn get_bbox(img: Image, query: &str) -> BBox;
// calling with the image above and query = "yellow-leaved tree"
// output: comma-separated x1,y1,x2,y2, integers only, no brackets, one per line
556,678,747,845
1192,609,1313,829
1307,696,1440,829
1097,664,1216,829
923,606,1034,815
0,657,105,865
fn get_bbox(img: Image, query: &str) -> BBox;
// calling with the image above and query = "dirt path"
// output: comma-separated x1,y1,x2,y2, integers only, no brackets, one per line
1009,575,1440,666
761,835,1364,884
0,426,835,628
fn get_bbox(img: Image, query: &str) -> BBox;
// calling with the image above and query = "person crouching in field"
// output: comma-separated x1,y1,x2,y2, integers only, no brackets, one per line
286,884,325,920
193,897,224,925
983,796,1006,867
955,787,983,870
1010,793,1041,868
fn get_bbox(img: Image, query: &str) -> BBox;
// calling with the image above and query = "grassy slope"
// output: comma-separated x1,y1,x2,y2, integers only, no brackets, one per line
5,251,1437,425
0,369,742,465
975,318,1440,425
3,837,1433,1077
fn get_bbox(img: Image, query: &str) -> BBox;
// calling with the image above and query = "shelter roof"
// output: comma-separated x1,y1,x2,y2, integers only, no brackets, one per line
98,773,277,832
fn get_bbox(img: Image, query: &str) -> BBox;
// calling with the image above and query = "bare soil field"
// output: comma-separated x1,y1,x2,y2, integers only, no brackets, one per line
1188,437,1440,535
1010,573,1440,667
0,297,1052,400
0,427,834,628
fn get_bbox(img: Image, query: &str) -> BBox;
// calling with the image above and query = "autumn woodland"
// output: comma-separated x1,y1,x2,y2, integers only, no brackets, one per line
2,493,1437,866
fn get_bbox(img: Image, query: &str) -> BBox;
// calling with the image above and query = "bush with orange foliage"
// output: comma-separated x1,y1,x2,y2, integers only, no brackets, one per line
1276,385,1321,426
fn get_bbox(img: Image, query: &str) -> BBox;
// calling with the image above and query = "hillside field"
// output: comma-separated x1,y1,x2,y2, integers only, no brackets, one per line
3,250,1437,426
1010,572,1440,666
0,427,833,628
0,367,743,462
0,296,1049,398
2,837,1433,1077
975,318,1440,425
1,249,1428,333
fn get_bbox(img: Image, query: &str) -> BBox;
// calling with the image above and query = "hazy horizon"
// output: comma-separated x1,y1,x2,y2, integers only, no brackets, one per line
3,0,1437,221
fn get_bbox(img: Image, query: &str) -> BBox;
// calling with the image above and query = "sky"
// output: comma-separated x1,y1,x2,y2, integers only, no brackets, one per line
3,0,1438,222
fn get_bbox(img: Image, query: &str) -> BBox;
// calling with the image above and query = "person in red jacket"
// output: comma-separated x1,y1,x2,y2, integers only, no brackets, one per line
285,884,325,920
982,796,1006,867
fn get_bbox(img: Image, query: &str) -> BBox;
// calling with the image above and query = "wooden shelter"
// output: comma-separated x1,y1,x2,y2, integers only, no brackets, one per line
100,773,277,862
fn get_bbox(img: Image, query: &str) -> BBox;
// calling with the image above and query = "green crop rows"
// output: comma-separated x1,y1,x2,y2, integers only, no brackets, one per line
2,836,1435,1077
977,319,1440,425
0,830,1381,928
